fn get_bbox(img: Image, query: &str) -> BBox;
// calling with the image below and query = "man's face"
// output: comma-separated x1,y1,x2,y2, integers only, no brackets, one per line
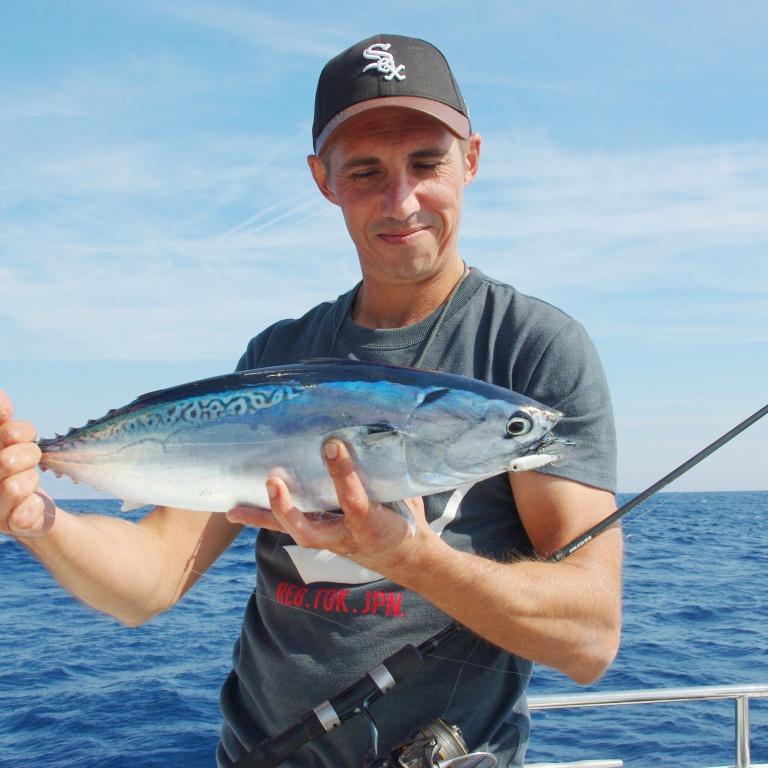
309,109,480,288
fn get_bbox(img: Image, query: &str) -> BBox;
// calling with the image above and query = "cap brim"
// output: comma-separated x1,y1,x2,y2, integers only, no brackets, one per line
314,96,471,155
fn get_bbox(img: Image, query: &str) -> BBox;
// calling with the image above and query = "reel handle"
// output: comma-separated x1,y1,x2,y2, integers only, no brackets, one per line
234,717,322,768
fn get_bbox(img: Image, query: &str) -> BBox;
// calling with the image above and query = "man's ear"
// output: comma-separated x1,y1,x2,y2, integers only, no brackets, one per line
307,154,340,206
463,133,481,187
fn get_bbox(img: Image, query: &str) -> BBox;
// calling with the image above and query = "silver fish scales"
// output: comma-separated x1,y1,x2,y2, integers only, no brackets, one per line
38,360,565,519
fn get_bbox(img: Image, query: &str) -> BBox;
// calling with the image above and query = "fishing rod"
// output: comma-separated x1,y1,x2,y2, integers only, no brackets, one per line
550,401,768,562
231,622,476,768
233,402,768,768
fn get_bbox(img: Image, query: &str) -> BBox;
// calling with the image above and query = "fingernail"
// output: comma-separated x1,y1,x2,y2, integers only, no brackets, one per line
267,484,278,499
324,441,339,460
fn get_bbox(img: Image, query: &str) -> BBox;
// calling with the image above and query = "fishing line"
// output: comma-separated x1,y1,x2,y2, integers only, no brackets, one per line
182,562,533,683
615,421,768,539
614,492,685,532
439,635,483,720
184,558,530,683
184,561,375,638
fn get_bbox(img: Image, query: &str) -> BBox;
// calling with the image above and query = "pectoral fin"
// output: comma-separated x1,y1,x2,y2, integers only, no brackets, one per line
121,498,151,512
331,423,401,446
384,499,416,536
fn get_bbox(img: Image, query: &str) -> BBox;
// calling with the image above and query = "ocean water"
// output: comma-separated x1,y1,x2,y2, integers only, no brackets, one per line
1,491,767,768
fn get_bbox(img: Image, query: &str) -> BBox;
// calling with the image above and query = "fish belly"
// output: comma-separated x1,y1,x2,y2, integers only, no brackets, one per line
41,418,423,512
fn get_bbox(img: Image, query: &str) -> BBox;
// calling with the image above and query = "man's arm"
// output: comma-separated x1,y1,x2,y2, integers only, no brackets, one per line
229,439,622,685
396,470,622,684
0,389,241,627
21,505,242,626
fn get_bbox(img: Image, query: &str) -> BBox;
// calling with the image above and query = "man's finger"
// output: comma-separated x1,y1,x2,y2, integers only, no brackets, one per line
0,419,38,450
226,503,283,531
0,441,41,479
0,390,14,425
8,491,56,538
322,439,369,515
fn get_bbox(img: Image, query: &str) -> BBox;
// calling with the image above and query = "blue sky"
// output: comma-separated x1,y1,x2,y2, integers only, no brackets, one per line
1,1,766,496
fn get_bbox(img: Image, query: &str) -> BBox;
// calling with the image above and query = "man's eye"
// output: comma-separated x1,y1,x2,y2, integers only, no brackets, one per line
350,169,379,179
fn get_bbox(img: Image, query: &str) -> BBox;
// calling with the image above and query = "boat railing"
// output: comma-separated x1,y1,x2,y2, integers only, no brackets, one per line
526,682,768,768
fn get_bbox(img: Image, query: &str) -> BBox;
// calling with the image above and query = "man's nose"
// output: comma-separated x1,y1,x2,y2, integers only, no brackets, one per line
380,171,420,219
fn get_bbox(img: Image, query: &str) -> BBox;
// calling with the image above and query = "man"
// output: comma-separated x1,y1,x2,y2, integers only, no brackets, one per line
0,35,621,767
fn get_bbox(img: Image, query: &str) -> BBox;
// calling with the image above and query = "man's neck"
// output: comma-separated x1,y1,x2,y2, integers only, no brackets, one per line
351,261,468,329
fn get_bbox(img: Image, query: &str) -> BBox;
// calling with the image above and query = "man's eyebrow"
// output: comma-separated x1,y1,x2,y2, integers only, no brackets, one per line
410,146,451,160
340,146,451,171
341,155,380,170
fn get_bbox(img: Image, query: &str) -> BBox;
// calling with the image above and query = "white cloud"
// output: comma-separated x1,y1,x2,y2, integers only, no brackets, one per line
460,136,768,344
148,0,352,58
2,129,767,363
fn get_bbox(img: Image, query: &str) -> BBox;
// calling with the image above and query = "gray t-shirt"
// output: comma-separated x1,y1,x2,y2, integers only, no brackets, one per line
217,268,616,767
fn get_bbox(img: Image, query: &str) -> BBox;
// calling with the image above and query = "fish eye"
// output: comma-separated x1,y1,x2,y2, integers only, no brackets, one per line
506,411,534,437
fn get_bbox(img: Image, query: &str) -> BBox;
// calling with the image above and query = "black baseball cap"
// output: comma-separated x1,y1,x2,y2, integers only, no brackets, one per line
313,34,472,155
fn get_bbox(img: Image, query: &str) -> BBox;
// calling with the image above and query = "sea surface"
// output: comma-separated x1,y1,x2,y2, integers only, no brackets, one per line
2,491,767,768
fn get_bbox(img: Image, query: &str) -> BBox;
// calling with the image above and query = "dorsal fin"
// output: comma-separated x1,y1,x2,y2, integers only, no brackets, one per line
300,357,354,365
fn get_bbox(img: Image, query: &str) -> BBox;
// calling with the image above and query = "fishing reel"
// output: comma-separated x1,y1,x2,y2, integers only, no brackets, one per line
370,718,497,768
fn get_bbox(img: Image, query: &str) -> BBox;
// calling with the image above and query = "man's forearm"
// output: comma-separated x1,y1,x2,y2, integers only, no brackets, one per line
20,505,238,626
389,527,623,684
21,507,178,625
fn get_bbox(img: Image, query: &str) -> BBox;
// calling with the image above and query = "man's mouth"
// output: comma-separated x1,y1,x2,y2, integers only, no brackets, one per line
377,227,428,245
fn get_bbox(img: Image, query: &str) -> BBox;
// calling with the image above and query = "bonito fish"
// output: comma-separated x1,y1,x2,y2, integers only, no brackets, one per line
38,360,566,522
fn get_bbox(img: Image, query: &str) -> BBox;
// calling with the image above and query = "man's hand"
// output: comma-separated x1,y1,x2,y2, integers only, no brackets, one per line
0,389,52,538
227,439,425,571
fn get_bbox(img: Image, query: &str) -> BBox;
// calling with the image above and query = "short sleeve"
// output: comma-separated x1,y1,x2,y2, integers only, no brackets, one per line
513,319,617,493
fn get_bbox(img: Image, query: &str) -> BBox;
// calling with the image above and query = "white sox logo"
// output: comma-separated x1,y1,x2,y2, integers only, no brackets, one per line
362,43,406,81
